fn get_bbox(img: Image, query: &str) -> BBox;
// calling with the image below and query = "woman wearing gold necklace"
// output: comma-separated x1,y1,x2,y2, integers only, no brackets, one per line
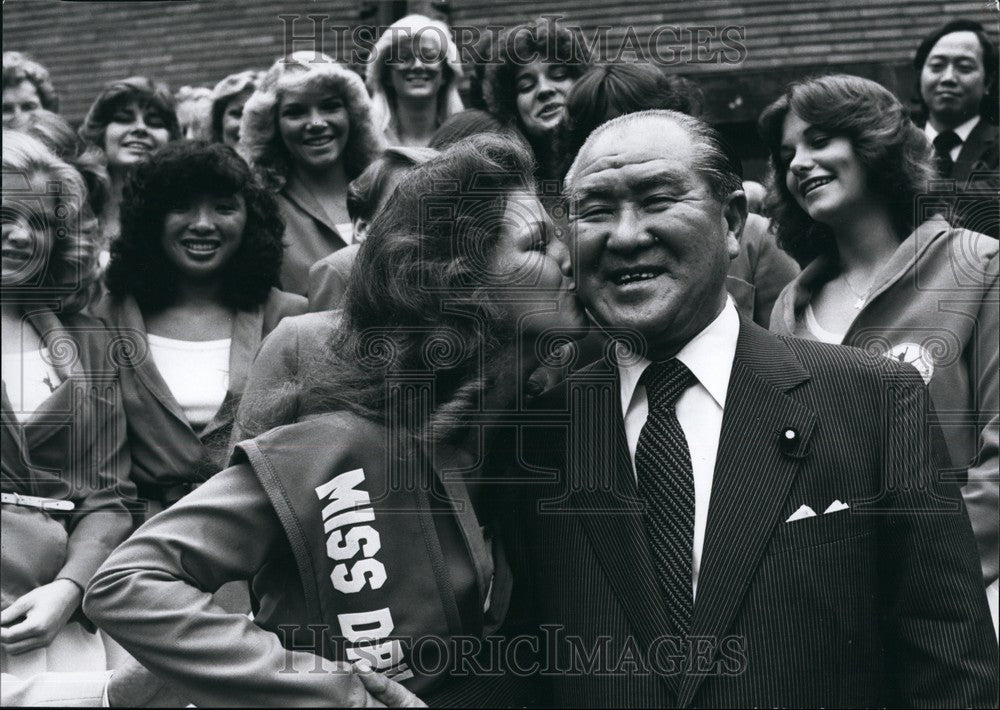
761,74,999,634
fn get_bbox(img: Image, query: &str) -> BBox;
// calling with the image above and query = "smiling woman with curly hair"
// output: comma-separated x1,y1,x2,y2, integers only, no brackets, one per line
239,51,384,295
95,140,306,519
483,17,591,183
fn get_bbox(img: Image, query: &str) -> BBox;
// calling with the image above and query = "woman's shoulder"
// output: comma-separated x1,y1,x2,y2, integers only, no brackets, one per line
919,219,999,282
262,287,309,322
251,410,381,443
87,290,126,324
945,225,999,264
45,309,116,348
27,308,122,375
235,411,384,481
260,308,341,353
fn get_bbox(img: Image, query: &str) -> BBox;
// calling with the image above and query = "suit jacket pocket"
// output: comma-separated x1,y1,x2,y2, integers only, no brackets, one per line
768,510,871,554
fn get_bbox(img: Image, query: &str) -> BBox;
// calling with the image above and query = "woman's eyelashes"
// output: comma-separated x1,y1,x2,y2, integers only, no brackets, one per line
111,107,166,127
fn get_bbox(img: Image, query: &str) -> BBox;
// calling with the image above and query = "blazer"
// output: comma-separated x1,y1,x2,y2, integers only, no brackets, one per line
1,308,135,595
93,289,306,507
508,317,998,708
725,213,800,327
277,176,351,296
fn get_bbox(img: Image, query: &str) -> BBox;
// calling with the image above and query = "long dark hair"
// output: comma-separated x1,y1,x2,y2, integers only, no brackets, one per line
106,140,285,312
758,74,936,265
483,18,590,180
240,134,537,445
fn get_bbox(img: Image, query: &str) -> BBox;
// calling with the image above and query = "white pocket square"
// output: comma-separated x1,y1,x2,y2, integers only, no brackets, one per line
824,499,850,513
785,504,817,522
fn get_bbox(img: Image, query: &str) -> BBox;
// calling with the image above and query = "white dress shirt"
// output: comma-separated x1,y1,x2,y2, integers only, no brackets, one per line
618,298,740,598
924,115,980,162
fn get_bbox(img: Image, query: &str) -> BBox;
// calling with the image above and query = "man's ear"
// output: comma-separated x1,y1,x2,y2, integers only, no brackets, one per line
722,189,748,259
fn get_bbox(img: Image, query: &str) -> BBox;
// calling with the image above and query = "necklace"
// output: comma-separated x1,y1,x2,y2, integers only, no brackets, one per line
841,272,873,310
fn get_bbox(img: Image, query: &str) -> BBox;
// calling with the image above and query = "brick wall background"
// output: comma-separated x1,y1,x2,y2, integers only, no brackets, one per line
3,0,997,178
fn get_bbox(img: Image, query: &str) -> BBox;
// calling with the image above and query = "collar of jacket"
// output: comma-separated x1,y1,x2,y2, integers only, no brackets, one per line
777,215,953,334
105,293,265,440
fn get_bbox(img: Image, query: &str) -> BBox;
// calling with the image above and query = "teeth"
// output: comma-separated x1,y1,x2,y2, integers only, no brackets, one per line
802,177,833,195
183,241,219,253
616,272,658,285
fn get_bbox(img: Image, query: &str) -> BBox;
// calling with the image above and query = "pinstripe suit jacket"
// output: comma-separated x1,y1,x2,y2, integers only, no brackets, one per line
509,317,998,708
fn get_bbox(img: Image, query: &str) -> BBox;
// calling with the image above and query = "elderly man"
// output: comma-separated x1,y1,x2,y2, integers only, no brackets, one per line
509,110,998,707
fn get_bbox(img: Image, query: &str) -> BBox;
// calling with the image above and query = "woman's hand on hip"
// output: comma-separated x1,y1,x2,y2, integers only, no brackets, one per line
354,661,428,707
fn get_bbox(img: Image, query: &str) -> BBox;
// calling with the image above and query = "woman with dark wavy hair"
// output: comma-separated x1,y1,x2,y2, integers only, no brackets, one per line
95,140,306,517
1,130,134,681
240,51,384,295
761,74,998,630
78,76,180,248
483,17,590,184
85,134,585,706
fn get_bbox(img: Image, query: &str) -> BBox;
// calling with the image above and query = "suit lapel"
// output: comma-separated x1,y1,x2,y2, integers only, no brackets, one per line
953,119,997,187
677,321,816,706
562,366,683,700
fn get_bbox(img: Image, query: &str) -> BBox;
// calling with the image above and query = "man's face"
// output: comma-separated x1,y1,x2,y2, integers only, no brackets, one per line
567,118,743,359
920,31,988,129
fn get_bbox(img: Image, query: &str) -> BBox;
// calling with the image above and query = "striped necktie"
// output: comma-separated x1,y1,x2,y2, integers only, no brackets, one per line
635,358,697,635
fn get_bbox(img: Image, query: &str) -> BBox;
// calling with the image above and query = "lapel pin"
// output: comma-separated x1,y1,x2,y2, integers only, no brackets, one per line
779,427,806,458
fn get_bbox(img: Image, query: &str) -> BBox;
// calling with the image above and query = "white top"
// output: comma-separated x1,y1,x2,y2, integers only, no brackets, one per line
924,115,980,162
804,303,846,345
1,348,63,422
147,334,231,427
618,298,740,599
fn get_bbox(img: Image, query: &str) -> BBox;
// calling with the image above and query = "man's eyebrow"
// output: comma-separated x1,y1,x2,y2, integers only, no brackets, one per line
927,48,976,60
567,184,615,203
632,173,688,193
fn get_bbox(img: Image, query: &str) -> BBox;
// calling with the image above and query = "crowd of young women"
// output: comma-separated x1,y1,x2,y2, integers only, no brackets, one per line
2,13,997,707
